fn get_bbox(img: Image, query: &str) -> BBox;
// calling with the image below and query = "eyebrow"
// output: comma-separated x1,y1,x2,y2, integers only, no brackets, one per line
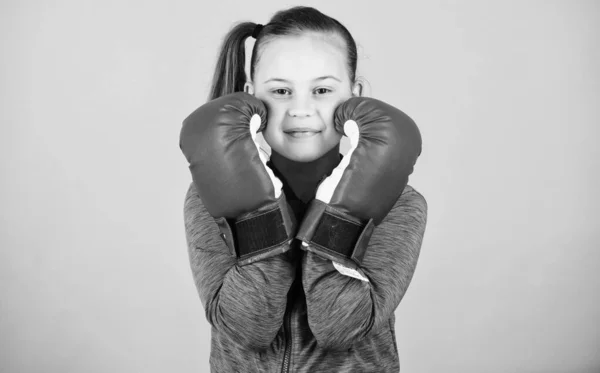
263,75,342,84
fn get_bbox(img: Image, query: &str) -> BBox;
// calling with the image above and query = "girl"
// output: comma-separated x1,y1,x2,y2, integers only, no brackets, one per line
181,6,427,372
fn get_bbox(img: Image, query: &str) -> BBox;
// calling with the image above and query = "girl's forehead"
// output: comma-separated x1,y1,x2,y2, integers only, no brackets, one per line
255,34,348,82
261,33,345,58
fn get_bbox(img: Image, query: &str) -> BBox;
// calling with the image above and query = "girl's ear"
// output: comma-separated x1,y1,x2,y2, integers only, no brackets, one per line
352,80,363,97
244,82,255,95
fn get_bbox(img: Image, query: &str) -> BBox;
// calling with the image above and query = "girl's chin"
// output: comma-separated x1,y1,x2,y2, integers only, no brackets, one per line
278,145,330,163
283,153,322,163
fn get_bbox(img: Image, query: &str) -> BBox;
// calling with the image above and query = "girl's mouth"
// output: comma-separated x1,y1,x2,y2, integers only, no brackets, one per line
285,131,320,138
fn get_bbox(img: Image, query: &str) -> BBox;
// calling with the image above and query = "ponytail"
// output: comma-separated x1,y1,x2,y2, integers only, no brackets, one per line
208,22,256,101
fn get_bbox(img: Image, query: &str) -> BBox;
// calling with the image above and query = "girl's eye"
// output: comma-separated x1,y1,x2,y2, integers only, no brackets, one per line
315,88,331,95
273,88,291,95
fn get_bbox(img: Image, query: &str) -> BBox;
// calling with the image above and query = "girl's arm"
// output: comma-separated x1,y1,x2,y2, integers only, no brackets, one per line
302,186,427,350
184,182,297,351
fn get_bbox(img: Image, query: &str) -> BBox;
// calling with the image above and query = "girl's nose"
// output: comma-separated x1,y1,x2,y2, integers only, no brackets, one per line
288,95,315,117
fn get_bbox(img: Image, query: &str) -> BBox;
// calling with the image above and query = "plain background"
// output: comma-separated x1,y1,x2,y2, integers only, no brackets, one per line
1,0,599,372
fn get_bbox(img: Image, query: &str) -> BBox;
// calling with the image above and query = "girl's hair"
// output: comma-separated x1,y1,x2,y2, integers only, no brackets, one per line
208,6,359,100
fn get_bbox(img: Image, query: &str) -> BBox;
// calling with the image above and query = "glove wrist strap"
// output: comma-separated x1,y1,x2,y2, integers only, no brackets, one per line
215,193,295,266
296,199,375,267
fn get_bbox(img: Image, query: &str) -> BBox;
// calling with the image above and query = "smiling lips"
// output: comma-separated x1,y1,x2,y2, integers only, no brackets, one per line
284,128,321,138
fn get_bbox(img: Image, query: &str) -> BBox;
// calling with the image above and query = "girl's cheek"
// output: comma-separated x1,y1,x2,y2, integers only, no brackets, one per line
265,104,283,119
318,106,336,124
265,109,285,130
259,97,283,113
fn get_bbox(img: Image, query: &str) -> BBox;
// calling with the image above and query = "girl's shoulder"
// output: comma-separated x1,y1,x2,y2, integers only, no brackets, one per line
401,184,426,203
390,184,428,219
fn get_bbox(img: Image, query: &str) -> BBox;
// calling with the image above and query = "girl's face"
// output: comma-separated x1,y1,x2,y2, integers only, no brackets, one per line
246,33,360,162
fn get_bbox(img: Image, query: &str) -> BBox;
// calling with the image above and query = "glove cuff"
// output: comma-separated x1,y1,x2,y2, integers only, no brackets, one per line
295,199,375,268
215,192,296,266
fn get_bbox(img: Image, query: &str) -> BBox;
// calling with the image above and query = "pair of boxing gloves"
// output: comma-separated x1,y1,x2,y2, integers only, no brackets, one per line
179,92,421,270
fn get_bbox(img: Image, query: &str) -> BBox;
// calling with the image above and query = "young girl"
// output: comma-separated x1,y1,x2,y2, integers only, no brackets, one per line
180,6,427,372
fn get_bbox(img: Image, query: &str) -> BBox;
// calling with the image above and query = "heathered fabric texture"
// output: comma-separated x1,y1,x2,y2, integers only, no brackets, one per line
183,179,427,373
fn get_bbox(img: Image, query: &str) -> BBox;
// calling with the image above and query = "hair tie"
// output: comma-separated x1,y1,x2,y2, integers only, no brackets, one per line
252,24,263,39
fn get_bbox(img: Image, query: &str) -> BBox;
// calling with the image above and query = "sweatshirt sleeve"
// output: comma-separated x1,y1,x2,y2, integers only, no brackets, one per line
183,182,297,351
302,185,427,350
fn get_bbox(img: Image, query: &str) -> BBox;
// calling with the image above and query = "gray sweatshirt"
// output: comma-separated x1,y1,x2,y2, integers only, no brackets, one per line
183,180,427,373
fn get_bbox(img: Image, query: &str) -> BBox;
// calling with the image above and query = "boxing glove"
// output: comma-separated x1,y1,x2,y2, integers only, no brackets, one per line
180,92,296,266
295,97,422,270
